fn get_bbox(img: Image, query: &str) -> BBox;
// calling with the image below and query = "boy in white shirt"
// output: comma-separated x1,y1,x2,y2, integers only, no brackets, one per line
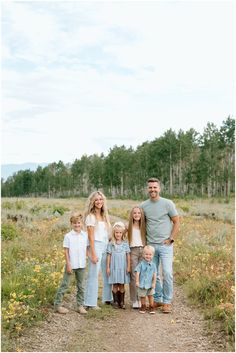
54,213,88,314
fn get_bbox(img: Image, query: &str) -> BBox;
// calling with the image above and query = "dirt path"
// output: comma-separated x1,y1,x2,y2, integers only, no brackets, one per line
16,285,226,352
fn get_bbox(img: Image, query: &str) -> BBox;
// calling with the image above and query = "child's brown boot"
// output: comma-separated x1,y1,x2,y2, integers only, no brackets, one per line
112,291,119,309
120,291,126,309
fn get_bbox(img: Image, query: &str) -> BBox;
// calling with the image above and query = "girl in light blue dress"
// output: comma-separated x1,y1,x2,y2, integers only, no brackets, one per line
106,222,130,309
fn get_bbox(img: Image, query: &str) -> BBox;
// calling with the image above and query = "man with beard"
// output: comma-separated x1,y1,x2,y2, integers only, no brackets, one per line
140,177,180,313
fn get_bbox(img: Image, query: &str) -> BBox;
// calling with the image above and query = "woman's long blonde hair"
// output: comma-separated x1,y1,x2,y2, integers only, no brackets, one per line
127,206,146,246
84,191,111,228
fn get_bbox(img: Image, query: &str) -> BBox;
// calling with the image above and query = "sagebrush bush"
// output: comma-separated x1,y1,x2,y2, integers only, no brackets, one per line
1,197,235,351
1,223,18,240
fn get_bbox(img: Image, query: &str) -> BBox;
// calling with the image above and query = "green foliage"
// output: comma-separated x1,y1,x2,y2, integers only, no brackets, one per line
180,205,189,212
2,201,13,210
1,118,235,198
15,200,26,210
86,304,115,320
174,216,234,345
1,223,18,240
1,197,235,351
52,205,69,215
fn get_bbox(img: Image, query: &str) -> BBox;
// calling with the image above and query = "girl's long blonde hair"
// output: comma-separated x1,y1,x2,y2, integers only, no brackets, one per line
127,206,146,246
84,191,111,228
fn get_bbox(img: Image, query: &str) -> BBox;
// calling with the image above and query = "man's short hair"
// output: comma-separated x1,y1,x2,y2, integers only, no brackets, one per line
147,177,160,184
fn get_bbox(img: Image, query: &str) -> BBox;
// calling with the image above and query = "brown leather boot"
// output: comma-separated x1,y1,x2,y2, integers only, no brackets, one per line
120,291,126,309
112,291,119,309
153,301,163,309
162,303,172,313
116,290,121,308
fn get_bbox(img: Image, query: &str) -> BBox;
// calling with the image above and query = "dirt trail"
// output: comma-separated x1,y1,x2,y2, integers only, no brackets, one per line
14,215,227,352
16,285,226,352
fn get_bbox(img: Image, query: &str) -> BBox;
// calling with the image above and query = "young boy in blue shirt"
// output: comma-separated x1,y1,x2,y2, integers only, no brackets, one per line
135,245,157,314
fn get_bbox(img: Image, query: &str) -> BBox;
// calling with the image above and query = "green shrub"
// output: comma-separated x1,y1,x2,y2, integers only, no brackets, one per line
15,200,26,210
1,223,18,240
30,204,43,214
2,201,13,210
52,205,69,216
180,206,189,212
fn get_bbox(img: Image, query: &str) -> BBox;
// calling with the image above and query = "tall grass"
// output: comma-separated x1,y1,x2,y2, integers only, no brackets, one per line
1,197,235,351
174,217,235,348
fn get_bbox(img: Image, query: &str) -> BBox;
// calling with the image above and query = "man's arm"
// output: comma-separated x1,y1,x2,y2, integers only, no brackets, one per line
163,215,180,245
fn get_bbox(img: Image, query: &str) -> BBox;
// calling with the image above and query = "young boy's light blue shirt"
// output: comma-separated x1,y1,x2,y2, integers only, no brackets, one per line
135,260,157,289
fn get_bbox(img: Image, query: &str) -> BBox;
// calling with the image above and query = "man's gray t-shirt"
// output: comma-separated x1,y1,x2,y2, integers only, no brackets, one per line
140,197,178,244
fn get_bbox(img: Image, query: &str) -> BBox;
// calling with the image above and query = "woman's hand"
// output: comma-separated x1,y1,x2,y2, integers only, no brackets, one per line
106,268,110,276
90,253,98,264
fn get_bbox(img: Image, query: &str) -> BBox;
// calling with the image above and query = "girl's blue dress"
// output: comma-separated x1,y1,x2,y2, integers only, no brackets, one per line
107,241,130,284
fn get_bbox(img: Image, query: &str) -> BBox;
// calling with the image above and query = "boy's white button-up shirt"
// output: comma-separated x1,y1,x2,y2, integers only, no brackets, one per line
63,230,88,269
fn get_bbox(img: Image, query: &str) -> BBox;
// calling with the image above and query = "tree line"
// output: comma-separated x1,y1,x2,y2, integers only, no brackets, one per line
1,117,235,199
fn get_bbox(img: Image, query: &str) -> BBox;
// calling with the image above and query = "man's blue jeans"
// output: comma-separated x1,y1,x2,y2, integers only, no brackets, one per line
149,242,173,304
84,240,112,307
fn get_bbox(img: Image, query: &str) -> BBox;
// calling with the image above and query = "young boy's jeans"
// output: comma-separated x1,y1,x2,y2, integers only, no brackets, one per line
54,267,86,308
84,240,112,307
149,242,173,304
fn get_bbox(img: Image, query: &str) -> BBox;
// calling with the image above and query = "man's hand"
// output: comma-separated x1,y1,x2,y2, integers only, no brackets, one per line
163,238,174,246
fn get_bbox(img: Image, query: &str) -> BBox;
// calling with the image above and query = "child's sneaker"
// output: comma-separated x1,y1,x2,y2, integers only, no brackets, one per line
132,300,140,309
149,306,155,314
55,306,69,314
139,304,146,314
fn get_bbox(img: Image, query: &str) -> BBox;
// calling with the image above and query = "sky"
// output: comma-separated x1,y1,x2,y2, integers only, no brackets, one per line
1,0,235,165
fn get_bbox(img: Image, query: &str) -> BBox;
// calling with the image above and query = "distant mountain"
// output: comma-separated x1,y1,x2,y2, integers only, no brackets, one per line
1,163,48,181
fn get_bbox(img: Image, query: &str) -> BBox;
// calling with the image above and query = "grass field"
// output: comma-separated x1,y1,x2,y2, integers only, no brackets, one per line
1,197,235,351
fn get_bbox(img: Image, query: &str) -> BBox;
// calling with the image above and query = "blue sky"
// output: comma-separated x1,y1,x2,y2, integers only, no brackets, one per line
1,0,235,165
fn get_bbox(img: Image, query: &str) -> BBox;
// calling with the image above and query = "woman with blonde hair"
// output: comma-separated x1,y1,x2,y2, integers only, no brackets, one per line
127,205,146,308
84,191,112,309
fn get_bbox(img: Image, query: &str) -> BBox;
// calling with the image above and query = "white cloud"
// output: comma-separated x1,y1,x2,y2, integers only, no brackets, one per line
1,0,234,164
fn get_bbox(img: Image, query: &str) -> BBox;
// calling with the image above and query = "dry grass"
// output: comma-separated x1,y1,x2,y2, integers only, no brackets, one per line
1,197,235,351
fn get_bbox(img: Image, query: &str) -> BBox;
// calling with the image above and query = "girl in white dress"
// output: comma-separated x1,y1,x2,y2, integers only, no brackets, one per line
127,206,146,308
